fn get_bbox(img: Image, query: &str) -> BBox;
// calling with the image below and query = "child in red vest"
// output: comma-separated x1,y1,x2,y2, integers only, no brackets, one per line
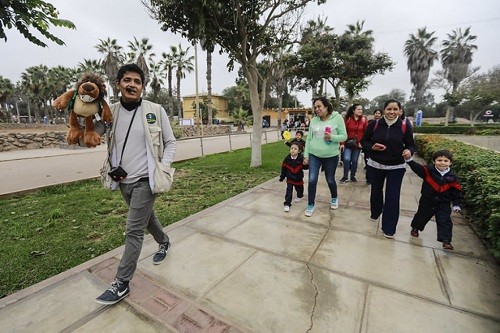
403,149,462,250
280,142,308,212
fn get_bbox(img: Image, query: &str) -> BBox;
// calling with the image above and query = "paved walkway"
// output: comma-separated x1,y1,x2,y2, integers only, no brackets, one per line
0,142,499,332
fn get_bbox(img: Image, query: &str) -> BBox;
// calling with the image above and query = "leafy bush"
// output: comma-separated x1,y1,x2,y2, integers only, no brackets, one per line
413,125,500,135
415,135,500,258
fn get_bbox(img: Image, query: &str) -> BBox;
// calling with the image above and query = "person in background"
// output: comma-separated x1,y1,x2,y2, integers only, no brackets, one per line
340,104,367,183
303,97,347,217
361,98,415,239
280,119,288,139
403,149,462,250
280,142,308,212
95,64,176,305
285,130,305,152
364,109,382,185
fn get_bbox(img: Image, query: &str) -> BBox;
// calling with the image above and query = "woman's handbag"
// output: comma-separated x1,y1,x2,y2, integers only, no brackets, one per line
345,138,357,149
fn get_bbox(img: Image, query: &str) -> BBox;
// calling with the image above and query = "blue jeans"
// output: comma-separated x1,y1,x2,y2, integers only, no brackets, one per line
307,154,339,205
342,148,361,179
369,166,406,236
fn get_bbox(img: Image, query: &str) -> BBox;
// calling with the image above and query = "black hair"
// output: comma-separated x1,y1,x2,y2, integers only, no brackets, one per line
345,103,362,119
373,109,382,115
383,98,402,110
432,149,453,162
312,96,333,115
116,63,145,84
296,130,304,136
289,142,301,149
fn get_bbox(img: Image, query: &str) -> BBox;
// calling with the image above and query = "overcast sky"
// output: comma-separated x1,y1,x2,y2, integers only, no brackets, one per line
1,0,499,107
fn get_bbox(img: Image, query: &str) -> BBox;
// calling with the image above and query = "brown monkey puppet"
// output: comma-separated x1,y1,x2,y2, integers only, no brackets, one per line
53,73,112,147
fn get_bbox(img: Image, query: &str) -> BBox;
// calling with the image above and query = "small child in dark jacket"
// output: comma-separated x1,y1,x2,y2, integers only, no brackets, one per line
404,149,462,250
280,142,308,212
285,130,305,152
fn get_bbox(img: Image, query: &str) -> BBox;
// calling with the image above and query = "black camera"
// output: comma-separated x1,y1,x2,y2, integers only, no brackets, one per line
108,166,128,181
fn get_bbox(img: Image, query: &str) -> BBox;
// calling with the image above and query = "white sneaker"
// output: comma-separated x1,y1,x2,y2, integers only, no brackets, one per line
330,198,339,210
294,197,302,203
305,204,314,217
284,205,290,212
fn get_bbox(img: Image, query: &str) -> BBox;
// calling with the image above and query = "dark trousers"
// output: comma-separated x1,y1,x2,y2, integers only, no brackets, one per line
369,166,406,236
284,182,304,206
411,198,453,242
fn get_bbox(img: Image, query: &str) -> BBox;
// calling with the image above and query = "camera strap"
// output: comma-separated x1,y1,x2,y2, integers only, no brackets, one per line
118,106,139,166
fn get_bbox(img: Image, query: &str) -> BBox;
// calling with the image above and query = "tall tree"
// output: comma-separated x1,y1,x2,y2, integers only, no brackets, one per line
440,27,478,125
160,48,176,116
77,59,104,76
173,43,194,119
128,37,155,94
404,28,438,108
337,20,394,107
0,76,14,121
95,37,123,102
148,60,165,103
0,0,75,47
20,65,50,123
143,0,323,166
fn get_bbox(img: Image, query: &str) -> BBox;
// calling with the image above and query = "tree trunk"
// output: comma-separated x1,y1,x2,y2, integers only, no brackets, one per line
177,73,182,119
242,60,262,167
207,50,213,124
444,105,451,127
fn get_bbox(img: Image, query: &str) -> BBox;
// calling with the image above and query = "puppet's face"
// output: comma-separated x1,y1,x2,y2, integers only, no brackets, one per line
79,94,96,103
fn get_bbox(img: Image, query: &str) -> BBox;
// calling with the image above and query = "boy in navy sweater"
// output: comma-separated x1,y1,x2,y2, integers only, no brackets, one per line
280,142,308,212
404,149,462,250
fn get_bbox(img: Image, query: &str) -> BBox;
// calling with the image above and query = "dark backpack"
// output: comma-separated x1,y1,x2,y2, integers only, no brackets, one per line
373,118,408,134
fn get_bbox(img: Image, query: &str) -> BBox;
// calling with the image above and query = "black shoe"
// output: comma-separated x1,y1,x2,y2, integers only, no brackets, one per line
339,177,348,184
95,279,129,305
350,177,357,183
153,241,170,265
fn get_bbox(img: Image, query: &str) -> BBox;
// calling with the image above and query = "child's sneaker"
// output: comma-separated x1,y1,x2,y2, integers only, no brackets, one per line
330,198,338,210
410,228,419,237
284,205,290,212
339,177,348,184
294,197,302,203
305,204,314,217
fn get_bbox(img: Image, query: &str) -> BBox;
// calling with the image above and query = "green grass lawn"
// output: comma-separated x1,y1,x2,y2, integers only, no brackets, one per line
0,141,288,299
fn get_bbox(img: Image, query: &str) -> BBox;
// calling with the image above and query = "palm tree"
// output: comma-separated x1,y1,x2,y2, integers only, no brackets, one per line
148,60,165,104
160,48,176,116
201,39,215,124
128,37,155,94
77,59,104,76
440,27,478,125
404,28,438,107
46,66,76,121
231,107,251,131
21,65,50,123
0,76,14,122
173,43,194,118
95,37,123,102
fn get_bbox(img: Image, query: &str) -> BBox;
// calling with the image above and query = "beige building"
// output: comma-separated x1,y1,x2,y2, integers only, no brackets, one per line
182,93,230,122
262,107,312,127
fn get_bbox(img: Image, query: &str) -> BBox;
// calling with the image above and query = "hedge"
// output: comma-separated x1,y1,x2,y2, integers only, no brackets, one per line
413,124,500,135
414,134,500,258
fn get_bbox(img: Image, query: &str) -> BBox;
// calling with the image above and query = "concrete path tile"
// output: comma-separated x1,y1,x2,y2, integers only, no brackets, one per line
189,206,254,234
330,206,378,235
203,251,367,332
138,233,255,299
224,212,328,261
138,225,198,262
0,272,102,333
436,252,500,318
362,286,500,333
74,303,172,332
399,217,491,258
312,230,448,303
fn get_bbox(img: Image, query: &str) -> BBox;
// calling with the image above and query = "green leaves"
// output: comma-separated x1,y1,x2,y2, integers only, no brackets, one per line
0,0,75,47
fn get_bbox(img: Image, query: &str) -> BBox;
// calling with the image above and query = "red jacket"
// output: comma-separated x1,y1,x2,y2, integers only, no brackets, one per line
342,115,367,148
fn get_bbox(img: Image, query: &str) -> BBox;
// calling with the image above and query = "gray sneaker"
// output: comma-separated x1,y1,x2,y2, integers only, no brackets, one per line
153,242,170,265
95,279,129,305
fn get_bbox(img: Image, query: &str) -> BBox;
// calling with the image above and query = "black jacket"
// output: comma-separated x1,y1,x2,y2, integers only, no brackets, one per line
280,153,308,185
407,160,462,207
361,117,416,166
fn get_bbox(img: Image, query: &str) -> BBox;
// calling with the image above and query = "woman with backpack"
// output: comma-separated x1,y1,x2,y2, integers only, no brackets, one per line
361,99,415,239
